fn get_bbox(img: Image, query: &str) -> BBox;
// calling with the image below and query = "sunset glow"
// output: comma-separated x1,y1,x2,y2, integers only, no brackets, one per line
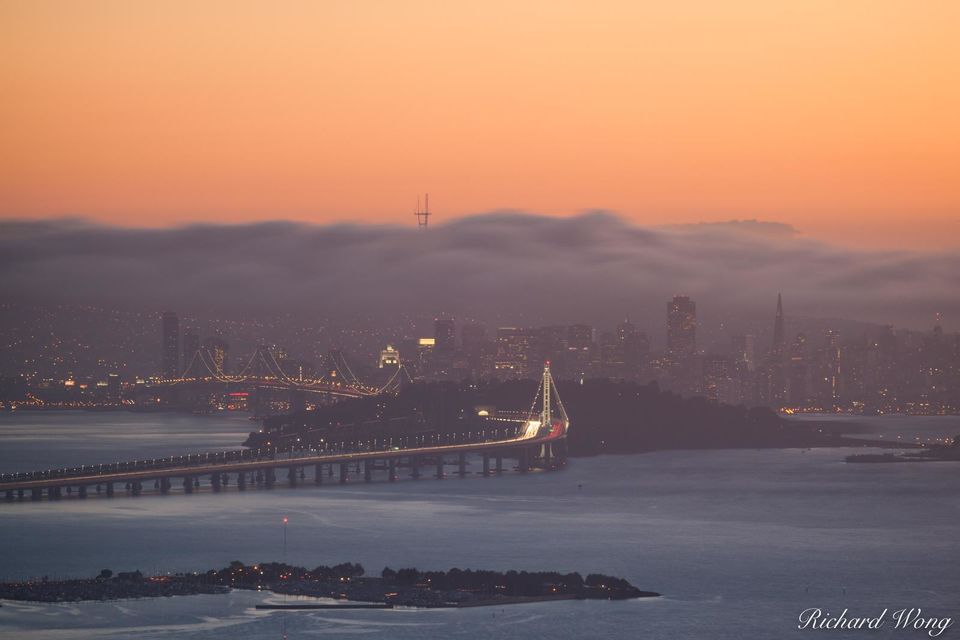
2,1,958,248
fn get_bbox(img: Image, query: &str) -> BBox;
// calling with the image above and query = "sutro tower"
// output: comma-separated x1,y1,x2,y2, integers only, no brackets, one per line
414,193,431,228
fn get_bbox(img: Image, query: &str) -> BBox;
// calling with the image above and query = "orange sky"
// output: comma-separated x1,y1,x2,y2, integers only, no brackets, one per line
1,1,958,249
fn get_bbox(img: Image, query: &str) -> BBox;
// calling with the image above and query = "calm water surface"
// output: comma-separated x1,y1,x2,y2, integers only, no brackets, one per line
1,412,958,639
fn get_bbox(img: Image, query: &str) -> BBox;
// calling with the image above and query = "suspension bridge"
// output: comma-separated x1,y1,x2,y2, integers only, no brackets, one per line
2,364,570,503
151,345,413,413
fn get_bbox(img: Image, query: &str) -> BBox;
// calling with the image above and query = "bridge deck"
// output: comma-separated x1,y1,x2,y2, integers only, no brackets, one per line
1,420,565,492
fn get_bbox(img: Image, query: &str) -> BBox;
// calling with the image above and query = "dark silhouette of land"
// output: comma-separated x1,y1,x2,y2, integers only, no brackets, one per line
250,378,882,455
0,561,657,606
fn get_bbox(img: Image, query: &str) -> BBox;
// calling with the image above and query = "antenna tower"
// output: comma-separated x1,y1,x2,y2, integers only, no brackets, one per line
414,193,431,228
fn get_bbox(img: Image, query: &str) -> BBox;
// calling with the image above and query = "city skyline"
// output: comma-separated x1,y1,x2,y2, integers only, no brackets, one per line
2,2,959,250
3,291,958,416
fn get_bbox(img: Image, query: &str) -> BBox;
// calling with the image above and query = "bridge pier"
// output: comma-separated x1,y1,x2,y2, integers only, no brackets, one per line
183,477,194,494
496,455,503,474
160,477,171,494
5,490,13,501
411,457,421,479
339,463,348,484
314,464,323,485
541,442,552,468
355,461,362,475
78,486,87,499
364,461,372,483
435,461,444,479
105,483,114,497
237,473,247,490
288,467,298,487
18,489,24,500
482,454,490,477
211,473,222,492
265,468,276,487
131,481,142,496
30,488,42,501
458,452,467,478
519,447,530,474
389,458,397,482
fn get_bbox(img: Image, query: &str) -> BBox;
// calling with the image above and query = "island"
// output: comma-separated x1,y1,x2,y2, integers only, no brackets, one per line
0,561,659,607
248,378,900,455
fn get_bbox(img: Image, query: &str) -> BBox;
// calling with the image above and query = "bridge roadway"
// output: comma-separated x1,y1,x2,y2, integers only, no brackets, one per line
1,419,567,498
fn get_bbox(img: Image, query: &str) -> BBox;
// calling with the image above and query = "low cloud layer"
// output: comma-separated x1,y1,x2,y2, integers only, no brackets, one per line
1,213,957,333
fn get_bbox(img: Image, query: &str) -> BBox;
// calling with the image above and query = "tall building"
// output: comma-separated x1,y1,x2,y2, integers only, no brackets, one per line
616,317,636,344
772,293,786,358
161,311,179,379
106,373,121,401
787,332,809,405
461,323,491,378
495,327,534,379
434,317,456,352
731,334,756,371
702,355,733,403
666,296,697,365
598,330,625,379
813,330,841,408
566,324,594,379
461,323,486,354
617,317,648,378
730,334,757,405
767,294,788,406
416,338,436,377
537,326,568,377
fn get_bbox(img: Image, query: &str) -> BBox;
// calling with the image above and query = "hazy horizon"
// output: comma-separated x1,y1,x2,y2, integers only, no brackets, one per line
3,211,957,333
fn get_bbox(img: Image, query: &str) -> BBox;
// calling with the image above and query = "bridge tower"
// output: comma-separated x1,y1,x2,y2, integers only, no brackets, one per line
530,361,568,468
542,361,552,425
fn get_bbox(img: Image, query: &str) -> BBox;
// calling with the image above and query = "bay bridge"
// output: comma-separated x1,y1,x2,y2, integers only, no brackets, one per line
1,364,570,503
151,345,412,413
